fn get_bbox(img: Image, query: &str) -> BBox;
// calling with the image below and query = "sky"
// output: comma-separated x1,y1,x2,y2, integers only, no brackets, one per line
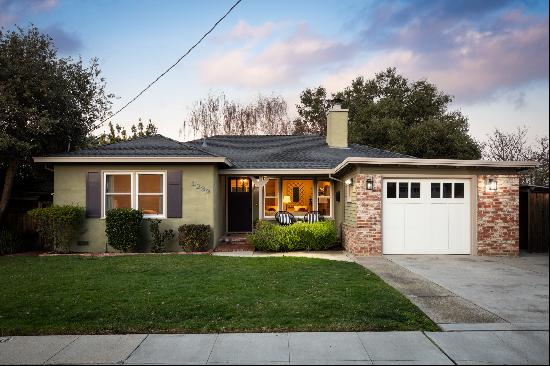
1,0,549,143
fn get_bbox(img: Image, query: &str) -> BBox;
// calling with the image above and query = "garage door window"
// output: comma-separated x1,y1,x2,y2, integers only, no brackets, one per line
454,183,465,198
411,182,420,198
443,183,453,198
431,183,441,198
387,182,397,198
399,183,408,198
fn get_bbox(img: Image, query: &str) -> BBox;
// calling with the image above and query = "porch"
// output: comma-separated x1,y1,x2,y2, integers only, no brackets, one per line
218,175,342,246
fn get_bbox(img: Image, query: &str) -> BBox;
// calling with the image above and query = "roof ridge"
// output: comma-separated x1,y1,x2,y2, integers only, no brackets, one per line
165,135,223,157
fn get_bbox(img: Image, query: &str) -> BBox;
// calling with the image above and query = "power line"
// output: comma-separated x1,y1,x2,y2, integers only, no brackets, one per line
100,0,243,125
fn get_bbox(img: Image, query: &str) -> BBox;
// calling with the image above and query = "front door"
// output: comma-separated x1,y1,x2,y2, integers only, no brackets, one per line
227,177,252,232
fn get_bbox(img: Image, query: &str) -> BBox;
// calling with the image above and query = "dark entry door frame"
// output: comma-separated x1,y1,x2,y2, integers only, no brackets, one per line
227,177,253,232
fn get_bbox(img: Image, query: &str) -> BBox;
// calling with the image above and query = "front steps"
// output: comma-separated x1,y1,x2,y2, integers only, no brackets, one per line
215,234,255,252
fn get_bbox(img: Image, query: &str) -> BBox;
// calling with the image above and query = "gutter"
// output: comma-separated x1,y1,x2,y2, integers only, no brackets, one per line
33,156,233,166
333,157,538,175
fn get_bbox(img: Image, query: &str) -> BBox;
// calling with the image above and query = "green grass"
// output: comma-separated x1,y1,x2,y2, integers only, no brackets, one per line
0,255,437,335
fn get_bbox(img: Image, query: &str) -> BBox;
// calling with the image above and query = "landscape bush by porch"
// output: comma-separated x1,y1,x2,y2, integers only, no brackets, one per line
27,205,84,253
249,220,338,251
0,228,20,255
178,224,210,252
105,208,143,252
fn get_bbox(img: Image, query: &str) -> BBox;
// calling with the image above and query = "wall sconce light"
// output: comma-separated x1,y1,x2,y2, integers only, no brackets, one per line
344,178,353,186
366,177,374,191
486,177,497,192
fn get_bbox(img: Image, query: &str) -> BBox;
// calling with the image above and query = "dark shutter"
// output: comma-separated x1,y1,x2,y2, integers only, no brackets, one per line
167,171,182,218
86,172,101,218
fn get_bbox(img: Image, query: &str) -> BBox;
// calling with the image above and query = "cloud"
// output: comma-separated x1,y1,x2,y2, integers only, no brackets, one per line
327,2,549,102
228,20,278,41
0,0,58,26
43,23,83,53
200,22,357,88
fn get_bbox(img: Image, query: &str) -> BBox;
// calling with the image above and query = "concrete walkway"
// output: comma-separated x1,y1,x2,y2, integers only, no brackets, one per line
1,330,548,365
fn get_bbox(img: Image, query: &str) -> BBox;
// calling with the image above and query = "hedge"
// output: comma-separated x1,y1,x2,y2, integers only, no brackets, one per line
28,205,84,253
249,220,338,252
178,224,210,252
105,208,143,252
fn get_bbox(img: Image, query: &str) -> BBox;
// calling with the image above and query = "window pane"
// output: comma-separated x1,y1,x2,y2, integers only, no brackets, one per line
106,174,131,193
399,182,408,198
231,178,249,192
139,174,162,193
431,183,440,198
387,182,396,198
443,183,452,198
265,179,277,196
411,182,421,198
454,183,465,198
138,195,163,215
318,181,331,196
318,196,330,215
282,179,313,214
105,194,131,210
264,197,278,216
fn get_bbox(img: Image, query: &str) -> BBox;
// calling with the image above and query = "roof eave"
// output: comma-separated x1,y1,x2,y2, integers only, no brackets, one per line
333,157,538,174
33,156,233,166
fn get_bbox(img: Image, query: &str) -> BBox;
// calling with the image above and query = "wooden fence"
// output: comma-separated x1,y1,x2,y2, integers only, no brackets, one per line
520,186,549,253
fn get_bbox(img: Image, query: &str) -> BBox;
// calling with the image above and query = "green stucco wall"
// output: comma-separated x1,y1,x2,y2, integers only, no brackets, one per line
53,164,220,253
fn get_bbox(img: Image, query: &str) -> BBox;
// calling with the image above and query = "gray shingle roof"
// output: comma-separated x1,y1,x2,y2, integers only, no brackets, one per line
50,134,219,157
188,135,413,169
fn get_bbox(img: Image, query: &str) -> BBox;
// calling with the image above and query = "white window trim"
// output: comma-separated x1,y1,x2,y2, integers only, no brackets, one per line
102,171,167,219
316,180,334,218
262,178,280,219
136,171,167,219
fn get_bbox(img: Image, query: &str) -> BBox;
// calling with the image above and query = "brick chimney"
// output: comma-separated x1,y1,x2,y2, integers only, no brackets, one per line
326,99,349,148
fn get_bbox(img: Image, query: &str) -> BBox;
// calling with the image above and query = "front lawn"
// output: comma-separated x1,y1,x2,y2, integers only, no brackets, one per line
0,255,437,335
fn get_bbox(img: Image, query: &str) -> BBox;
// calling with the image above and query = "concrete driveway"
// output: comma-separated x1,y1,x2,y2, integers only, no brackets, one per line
386,254,549,326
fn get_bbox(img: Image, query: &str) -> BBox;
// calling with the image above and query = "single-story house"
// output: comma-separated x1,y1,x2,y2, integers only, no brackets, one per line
34,104,536,255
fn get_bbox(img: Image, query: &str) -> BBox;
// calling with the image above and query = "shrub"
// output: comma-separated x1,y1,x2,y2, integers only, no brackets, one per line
105,208,143,252
249,220,338,252
28,205,84,253
178,224,210,252
148,219,175,253
0,228,20,255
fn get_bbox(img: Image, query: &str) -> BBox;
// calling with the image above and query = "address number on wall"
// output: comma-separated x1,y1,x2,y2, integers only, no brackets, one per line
192,181,211,194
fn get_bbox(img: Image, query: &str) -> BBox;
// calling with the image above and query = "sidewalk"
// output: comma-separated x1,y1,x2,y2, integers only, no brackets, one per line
1,330,548,365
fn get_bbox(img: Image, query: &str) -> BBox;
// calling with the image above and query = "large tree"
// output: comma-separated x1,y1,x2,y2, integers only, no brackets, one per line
483,127,549,186
294,68,482,159
184,92,291,139
95,119,158,145
0,26,112,222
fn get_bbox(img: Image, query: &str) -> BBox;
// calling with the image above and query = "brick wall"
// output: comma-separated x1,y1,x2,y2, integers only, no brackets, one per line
477,175,520,256
342,174,382,255
342,173,520,256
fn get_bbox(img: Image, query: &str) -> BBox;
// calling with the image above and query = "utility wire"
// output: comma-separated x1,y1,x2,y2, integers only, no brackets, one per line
100,0,243,125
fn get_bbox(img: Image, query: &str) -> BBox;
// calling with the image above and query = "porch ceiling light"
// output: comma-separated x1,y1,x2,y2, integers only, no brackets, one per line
486,177,497,192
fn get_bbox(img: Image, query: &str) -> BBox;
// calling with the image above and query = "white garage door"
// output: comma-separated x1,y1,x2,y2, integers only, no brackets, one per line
382,179,471,254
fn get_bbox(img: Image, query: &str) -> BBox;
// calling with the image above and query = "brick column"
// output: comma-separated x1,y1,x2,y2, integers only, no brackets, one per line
342,174,382,256
477,175,520,256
